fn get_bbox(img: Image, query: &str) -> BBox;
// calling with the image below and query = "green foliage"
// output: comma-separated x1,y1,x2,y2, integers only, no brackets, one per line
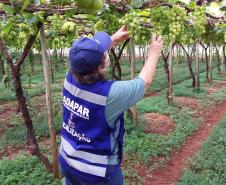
178,115,226,185
173,79,206,97
137,95,178,114
0,155,61,185
95,12,120,35
124,169,142,185
207,86,226,102
0,12,43,49
0,83,15,101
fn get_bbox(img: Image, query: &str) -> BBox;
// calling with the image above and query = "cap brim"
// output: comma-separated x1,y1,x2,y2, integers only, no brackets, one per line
92,32,112,52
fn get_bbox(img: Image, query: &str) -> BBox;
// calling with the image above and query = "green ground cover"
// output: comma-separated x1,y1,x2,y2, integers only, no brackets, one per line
178,114,226,185
0,155,61,185
0,56,225,184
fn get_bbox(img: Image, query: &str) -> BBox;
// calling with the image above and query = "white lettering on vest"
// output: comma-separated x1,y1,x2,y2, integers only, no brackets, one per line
63,96,90,119
83,108,89,118
63,122,91,143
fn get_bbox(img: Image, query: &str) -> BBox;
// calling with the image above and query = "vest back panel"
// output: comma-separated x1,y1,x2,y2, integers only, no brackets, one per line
62,72,114,155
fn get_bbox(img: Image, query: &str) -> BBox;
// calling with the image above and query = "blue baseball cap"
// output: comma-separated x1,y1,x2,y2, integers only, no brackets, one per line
69,32,112,74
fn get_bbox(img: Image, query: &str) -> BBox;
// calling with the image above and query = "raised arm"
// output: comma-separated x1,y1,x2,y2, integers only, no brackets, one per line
110,26,129,48
139,34,163,90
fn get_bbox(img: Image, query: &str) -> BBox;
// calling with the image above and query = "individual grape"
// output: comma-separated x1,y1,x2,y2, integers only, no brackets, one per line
76,0,92,9
76,0,104,15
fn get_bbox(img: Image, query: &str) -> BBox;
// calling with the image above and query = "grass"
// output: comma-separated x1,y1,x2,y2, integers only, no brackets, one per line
178,114,226,185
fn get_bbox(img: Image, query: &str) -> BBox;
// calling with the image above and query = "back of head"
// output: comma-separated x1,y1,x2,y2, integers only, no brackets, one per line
69,32,112,84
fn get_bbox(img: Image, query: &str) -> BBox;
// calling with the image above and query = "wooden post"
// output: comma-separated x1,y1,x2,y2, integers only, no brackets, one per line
129,38,138,125
40,25,59,178
195,42,200,92
221,45,225,76
209,42,213,83
168,42,173,104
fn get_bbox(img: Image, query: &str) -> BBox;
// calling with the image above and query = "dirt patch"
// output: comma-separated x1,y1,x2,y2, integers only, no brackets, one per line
206,86,221,94
205,80,226,95
145,91,160,98
30,95,47,112
0,145,28,160
141,113,176,135
122,153,151,185
0,101,18,123
174,96,199,110
213,80,226,86
0,101,18,136
142,100,226,185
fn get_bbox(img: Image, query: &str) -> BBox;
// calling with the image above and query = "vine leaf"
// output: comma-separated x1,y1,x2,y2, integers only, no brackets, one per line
1,4,15,14
21,0,30,12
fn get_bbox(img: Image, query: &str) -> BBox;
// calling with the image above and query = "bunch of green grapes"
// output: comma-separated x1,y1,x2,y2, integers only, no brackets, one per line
47,15,77,49
119,11,151,44
94,13,119,35
48,15,64,33
191,6,206,36
61,21,77,33
15,21,37,48
150,6,187,42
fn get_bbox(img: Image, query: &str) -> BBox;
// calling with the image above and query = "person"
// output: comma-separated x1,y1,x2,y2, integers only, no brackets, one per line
59,26,163,185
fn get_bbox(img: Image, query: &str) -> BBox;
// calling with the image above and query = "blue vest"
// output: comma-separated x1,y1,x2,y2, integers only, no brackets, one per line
59,72,124,182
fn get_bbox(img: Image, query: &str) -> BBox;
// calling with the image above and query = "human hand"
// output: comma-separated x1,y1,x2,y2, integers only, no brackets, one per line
111,26,129,48
149,33,164,54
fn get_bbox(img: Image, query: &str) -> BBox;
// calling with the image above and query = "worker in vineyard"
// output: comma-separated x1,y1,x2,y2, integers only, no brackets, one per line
59,26,163,185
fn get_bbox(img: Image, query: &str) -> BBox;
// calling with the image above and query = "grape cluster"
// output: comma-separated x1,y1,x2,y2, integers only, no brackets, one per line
118,12,151,44
47,15,77,49
191,6,206,35
94,14,119,35
150,6,187,42
61,22,77,33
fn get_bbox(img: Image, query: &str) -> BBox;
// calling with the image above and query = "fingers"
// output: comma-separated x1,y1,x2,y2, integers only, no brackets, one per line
119,31,129,42
117,25,127,32
122,31,129,37
150,33,164,52
152,33,163,46
152,33,157,42
156,35,163,42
